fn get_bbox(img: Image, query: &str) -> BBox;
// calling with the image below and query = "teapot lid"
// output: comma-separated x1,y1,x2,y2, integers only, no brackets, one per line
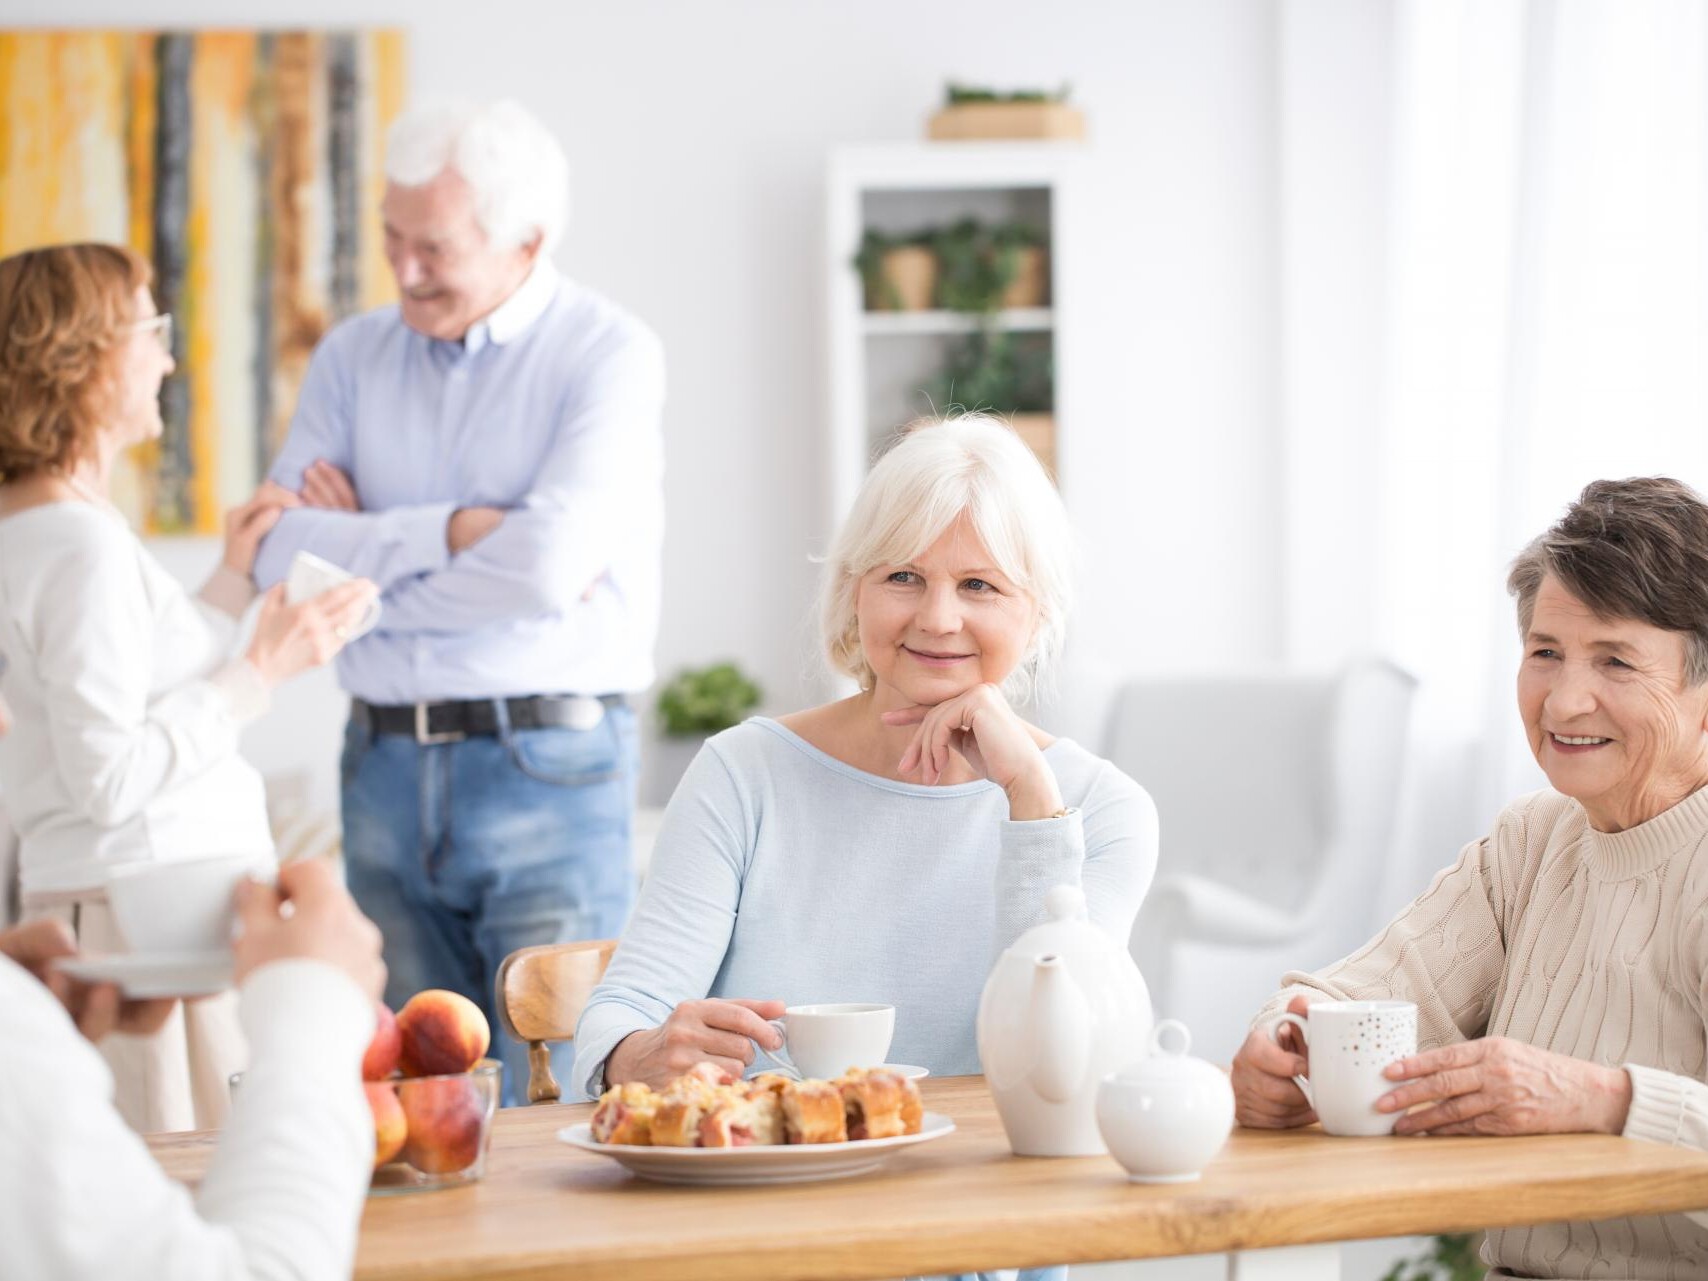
1044,884,1087,921
1009,884,1099,959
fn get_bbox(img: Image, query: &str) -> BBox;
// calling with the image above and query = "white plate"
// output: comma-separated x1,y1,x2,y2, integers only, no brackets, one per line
558,1111,955,1185
54,951,233,998
880,1063,930,1081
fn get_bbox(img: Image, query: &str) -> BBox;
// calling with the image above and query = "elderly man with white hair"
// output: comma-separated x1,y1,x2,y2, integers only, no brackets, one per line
255,98,664,1102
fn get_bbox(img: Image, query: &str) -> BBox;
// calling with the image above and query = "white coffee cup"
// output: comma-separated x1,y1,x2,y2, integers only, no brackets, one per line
765,1003,895,1079
1267,999,1417,1136
104,853,277,956
285,550,381,639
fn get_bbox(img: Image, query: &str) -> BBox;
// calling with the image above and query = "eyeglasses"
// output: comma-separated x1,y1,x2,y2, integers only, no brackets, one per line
121,312,173,354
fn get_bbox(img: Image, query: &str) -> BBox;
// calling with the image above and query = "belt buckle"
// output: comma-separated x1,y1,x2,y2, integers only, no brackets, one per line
564,695,606,731
414,702,466,746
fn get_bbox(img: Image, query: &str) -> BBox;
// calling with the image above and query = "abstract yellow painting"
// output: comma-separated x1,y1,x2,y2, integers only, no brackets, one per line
0,30,405,533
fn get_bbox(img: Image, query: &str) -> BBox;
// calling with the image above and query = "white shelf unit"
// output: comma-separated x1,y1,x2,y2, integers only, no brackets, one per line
825,142,1084,529
861,307,1056,337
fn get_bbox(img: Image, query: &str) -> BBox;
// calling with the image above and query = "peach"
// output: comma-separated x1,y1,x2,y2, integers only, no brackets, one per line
399,1075,486,1175
365,1081,406,1169
362,1001,402,1081
396,989,490,1077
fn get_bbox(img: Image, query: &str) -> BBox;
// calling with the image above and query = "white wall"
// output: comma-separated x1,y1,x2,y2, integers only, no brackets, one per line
15,0,1286,810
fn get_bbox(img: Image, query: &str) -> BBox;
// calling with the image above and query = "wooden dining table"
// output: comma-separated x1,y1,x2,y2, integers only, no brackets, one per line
149,1074,1708,1281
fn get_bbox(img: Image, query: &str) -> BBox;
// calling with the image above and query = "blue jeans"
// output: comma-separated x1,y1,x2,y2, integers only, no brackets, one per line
340,703,638,1106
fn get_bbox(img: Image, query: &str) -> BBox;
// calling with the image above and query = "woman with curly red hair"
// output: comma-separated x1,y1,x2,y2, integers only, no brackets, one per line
0,243,378,1132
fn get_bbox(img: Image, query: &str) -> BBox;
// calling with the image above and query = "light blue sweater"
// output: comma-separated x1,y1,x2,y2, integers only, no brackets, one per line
573,717,1158,1101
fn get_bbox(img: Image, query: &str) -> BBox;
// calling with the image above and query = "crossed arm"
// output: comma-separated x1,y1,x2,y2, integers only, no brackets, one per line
254,325,664,634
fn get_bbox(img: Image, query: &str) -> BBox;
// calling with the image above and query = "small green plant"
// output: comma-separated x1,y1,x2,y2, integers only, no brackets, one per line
945,82,1071,105
852,228,933,310
931,219,1044,314
656,663,762,737
1380,1233,1483,1281
930,330,1052,416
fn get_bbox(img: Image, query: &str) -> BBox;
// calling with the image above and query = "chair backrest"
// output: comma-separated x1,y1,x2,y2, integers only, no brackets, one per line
494,939,617,1104
1105,658,1416,932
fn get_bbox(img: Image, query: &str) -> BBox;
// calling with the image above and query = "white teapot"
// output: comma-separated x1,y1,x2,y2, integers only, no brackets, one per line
976,884,1153,1156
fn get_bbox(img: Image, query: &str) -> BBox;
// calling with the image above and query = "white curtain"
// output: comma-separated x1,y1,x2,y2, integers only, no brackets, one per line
1286,0,1708,916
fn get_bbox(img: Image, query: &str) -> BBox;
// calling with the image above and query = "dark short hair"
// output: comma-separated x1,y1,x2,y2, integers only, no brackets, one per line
1507,477,1708,684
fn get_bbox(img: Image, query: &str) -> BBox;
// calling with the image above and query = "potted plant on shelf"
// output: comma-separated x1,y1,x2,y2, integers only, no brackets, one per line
928,82,1086,141
929,331,1057,480
644,661,764,806
854,229,937,312
931,219,1048,313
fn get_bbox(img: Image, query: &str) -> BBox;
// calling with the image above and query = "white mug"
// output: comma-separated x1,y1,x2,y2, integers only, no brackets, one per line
285,550,381,639
765,1003,894,1079
104,853,277,956
1268,999,1417,1136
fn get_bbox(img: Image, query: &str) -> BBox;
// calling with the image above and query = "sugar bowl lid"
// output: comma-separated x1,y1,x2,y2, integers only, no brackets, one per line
1106,1020,1226,1085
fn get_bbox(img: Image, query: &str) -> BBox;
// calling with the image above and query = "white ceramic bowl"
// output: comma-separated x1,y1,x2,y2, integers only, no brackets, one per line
1096,1020,1234,1183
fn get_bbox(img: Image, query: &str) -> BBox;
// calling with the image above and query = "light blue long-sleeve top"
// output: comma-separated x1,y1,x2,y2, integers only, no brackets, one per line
252,263,665,703
572,716,1158,1101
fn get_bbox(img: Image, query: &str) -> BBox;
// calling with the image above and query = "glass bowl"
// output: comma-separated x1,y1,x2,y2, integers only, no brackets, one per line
231,1058,502,1195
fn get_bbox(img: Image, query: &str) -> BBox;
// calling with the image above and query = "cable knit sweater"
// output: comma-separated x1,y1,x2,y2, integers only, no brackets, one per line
1258,787,1708,1280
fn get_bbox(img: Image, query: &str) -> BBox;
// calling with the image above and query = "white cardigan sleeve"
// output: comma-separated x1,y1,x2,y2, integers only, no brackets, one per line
26,523,268,828
0,956,374,1281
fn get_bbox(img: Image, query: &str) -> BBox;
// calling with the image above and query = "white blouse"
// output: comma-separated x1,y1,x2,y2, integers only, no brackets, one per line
0,502,272,897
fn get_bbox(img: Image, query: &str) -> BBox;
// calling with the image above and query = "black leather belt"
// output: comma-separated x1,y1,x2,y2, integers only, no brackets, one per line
352,694,626,744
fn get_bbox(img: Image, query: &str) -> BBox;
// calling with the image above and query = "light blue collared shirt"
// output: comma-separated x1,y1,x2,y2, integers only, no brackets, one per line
254,265,665,704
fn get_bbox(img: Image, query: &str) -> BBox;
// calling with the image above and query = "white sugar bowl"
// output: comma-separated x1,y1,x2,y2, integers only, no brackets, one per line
1096,1020,1234,1183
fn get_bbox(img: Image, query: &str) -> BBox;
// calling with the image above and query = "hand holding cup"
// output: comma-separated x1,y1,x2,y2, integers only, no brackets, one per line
1257,999,1418,1136
1231,994,1317,1129
232,857,385,999
246,575,378,686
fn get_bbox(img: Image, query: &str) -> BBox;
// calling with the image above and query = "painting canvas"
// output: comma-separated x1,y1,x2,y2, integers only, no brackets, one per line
0,30,405,533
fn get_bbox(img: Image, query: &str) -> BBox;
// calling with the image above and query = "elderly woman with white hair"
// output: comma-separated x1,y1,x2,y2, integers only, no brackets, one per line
574,417,1156,1110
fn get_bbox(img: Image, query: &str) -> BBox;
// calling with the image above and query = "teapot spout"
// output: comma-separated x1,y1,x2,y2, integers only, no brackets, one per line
1026,954,1091,1103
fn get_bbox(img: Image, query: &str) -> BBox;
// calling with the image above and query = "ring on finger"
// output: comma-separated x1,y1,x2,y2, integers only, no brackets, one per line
334,623,350,640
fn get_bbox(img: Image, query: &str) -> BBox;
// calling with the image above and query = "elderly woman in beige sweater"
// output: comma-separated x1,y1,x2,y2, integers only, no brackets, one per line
1232,476,1708,1280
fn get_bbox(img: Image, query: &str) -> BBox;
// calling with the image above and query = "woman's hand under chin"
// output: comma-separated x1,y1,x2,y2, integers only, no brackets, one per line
880,683,1065,820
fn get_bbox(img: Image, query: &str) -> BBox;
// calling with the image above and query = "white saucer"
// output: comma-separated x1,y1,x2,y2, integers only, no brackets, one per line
55,951,234,998
880,1063,930,1080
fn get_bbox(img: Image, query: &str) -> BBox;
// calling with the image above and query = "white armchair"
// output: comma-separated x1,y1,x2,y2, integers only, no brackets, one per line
1109,658,1416,1062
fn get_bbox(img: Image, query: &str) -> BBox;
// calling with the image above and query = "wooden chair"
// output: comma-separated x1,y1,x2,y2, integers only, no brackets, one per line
494,939,617,1104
